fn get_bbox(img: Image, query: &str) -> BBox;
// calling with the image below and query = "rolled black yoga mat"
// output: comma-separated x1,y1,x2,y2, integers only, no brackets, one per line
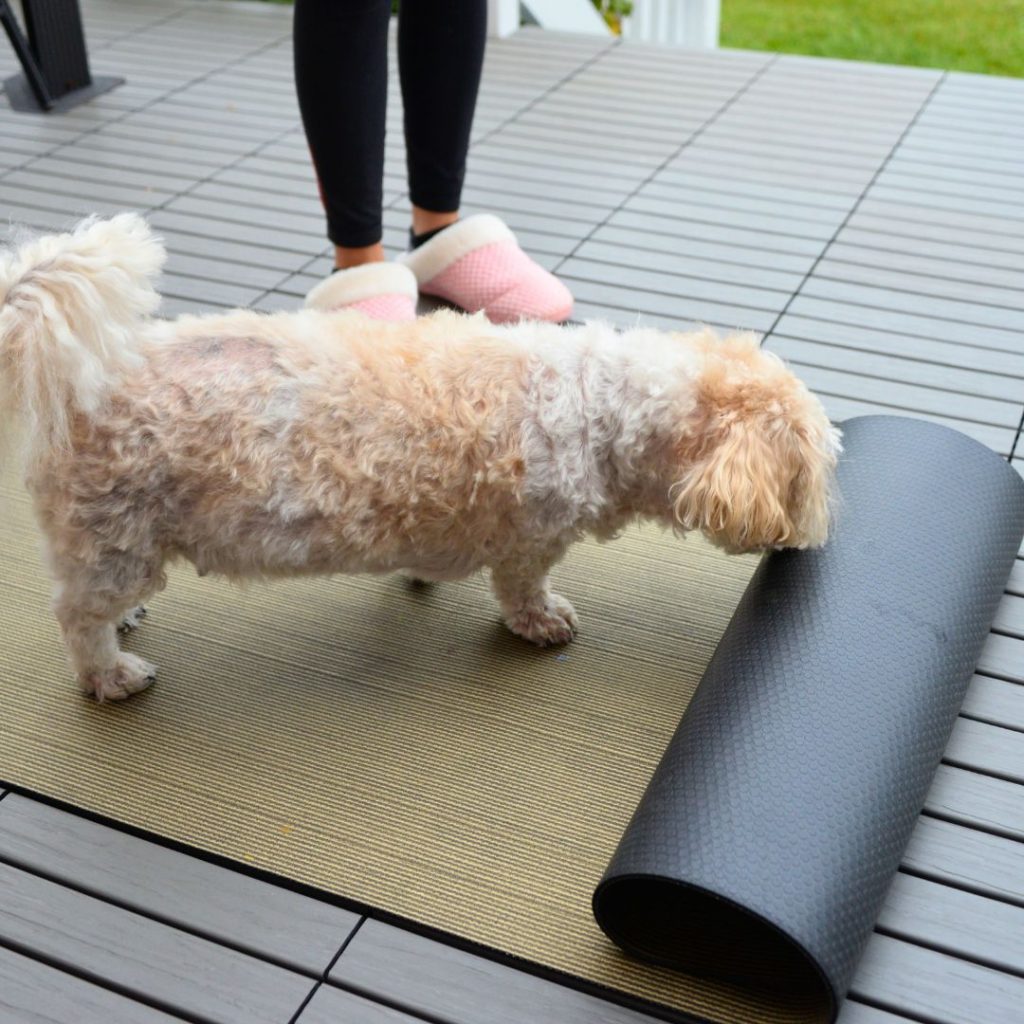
594,415,1024,1023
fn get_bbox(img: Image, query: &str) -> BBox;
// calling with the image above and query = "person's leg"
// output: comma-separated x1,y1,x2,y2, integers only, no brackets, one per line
293,0,390,269
398,0,487,247
393,0,573,323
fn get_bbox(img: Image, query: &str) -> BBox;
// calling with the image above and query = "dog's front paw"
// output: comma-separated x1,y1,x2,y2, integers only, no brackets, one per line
505,592,578,647
81,653,157,702
117,605,147,633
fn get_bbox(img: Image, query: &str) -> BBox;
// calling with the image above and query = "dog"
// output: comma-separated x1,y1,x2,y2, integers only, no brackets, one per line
0,214,841,701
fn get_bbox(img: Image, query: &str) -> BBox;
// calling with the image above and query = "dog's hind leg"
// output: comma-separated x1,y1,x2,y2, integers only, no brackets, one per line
491,552,578,647
51,551,161,702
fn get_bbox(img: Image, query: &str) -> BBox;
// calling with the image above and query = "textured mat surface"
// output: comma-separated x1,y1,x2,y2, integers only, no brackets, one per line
595,416,1024,1023
0,459,773,1022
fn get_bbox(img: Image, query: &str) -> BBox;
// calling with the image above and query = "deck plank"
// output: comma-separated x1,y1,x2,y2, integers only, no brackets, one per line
330,920,656,1024
0,794,356,974
961,676,1024,732
0,862,313,1024
944,718,1024,784
849,933,1024,1024
800,278,1024,332
1009,561,1024,598
903,817,1024,905
876,873,1024,974
771,315,1024,377
978,633,1024,683
993,594,1024,638
0,945,183,1024
298,985,425,1024
836,1002,919,1024
835,225,1024,272
785,296,1023,354
766,335,1024,405
822,243,1024,292
811,258,1023,312
925,766,1024,841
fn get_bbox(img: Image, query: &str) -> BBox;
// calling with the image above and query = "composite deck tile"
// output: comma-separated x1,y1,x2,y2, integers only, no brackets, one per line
0,945,183,1024
925,765,1024,842
0,861,313,1024
903,817,1024,903
849,933,1024,1024
978,633,1024,683
877,872,1024,976
956,676,1024,732
330,920,660,1024
298,985,426,1024
0,794,359,974
785,296,1024,352
766,335,1024,404
831,226,1024,271
943,718,1024,784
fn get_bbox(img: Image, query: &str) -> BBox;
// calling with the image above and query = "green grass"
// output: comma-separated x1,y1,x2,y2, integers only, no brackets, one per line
720,0,1024,76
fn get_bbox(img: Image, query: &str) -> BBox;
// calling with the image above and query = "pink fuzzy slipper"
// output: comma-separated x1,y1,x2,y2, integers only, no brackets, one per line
305,262,417,321
399,214,573,323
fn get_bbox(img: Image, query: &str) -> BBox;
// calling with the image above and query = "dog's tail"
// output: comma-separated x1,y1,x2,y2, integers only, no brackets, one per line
0,213,165,455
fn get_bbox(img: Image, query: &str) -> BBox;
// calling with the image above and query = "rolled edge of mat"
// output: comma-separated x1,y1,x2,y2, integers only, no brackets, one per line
594,874,835,1021
592,415,1024,1024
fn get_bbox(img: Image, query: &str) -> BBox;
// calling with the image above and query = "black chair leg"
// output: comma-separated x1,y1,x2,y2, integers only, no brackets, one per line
1,0,123,113
0,0,53,109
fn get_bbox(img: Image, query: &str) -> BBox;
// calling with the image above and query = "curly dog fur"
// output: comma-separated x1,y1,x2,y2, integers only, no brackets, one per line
0,215,840,700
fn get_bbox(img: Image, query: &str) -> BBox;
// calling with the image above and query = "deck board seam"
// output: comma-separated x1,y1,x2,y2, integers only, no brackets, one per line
287,916,368,1024
87,5,206,58
0,26,292,197
1008,407,1024,461
548,55,781,278
758,73,948,346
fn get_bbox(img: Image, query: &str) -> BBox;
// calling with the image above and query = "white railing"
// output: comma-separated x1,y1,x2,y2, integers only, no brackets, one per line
623,0,720,47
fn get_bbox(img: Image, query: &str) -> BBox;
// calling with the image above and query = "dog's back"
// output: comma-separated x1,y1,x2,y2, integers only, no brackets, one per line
35,306,535,582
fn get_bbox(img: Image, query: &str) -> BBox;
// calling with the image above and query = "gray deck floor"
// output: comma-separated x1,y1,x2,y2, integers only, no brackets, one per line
1,2,1023,1023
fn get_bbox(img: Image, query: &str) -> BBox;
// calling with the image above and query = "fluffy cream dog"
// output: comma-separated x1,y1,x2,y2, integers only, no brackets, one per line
0,215,840,701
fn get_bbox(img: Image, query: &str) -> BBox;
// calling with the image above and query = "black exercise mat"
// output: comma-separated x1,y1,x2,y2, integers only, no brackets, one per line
594,415,1024,1023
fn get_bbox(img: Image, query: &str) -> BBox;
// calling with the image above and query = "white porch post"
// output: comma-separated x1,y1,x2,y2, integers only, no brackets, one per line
624,0,721,48
520,0,611,35
487,0,520,38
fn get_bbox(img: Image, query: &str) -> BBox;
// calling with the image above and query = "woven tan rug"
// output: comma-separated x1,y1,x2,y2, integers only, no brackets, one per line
0,467,826,1023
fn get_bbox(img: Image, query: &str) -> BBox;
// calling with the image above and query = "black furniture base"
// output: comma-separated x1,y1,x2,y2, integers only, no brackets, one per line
3,71,123,112
0,0,122,113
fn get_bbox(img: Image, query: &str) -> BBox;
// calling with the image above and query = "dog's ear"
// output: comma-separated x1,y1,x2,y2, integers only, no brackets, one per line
671,342,840,554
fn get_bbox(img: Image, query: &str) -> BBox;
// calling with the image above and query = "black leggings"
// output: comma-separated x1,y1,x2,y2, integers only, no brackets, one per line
294,0,487,248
